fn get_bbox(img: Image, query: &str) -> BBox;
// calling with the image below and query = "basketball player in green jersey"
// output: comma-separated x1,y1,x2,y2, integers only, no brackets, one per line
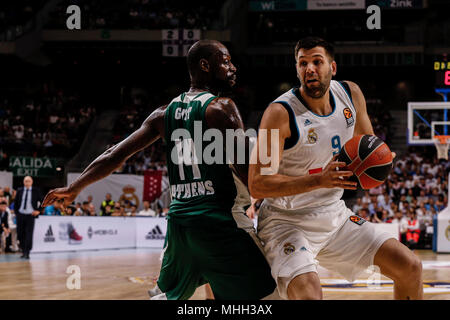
42,40,276,300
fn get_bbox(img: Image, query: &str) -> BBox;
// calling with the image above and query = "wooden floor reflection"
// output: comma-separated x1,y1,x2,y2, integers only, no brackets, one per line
0,249,448,300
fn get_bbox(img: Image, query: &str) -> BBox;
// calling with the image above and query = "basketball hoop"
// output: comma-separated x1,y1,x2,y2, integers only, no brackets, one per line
433,135,450,160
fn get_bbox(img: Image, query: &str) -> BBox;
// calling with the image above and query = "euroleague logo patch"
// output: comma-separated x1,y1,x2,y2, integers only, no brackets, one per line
350,215,366,226
343,108,354,128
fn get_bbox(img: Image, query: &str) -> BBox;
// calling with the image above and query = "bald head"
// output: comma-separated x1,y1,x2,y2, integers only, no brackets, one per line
187,40,225,77
23,176,33,188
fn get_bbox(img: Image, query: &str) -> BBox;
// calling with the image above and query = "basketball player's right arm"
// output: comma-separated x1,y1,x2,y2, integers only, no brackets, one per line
42,106,167,209
248,103,357,199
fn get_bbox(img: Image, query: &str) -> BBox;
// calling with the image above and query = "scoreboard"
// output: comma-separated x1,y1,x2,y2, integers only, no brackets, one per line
434,58,450,88
162,29,201,57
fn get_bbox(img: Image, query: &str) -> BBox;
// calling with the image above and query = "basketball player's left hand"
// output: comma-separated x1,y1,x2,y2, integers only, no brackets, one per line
42,186,79,212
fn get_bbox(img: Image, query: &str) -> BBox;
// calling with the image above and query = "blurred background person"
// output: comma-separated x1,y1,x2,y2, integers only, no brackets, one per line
14,176,42,259
137,200,156,216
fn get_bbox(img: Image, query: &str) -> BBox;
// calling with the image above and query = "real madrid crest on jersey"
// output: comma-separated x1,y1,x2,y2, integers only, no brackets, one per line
343,107,354,128
283,243,295,255
307,128,318,144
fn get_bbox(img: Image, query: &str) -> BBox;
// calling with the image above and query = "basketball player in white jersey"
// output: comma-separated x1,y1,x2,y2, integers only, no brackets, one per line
248,37,423,300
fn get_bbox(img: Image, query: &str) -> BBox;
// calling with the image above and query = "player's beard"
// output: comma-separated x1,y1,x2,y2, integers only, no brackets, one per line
300,71,332,99
303,80,328,99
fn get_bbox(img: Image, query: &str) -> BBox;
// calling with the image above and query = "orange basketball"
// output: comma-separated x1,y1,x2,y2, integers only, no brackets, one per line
337,135,393,190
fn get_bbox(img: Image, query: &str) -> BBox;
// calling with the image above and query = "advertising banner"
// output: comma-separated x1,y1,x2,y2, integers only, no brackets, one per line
31,216,401,253
135,217,167,248
436,206,450,253
249,0,307,11
32,216,136,252
366,0,424,9
307,0,365,10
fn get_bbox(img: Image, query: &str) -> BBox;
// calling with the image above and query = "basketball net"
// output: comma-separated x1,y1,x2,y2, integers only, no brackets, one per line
433,135,450,161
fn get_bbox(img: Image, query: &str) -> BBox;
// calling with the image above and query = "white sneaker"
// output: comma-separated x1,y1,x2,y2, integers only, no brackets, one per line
148,285,162,297
150,293,167,300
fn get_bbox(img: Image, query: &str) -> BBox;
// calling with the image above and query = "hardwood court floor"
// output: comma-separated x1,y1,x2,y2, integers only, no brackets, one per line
0,249,448,300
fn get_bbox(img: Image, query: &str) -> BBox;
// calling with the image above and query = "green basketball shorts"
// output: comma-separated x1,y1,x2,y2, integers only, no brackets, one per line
157,219,276,300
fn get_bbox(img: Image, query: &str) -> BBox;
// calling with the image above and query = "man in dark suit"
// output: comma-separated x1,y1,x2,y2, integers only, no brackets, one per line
14,176,42,259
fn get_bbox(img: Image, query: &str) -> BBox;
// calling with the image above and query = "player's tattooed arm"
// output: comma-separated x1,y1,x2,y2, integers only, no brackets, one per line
345,81,375,136
42,105,167,209
205,97,250,186
248,103,356,199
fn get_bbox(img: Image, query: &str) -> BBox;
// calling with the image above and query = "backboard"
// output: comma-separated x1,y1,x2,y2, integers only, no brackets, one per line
407,102,450,145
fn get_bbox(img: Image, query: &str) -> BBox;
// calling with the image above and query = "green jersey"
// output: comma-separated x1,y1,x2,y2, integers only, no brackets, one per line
164,91,238,226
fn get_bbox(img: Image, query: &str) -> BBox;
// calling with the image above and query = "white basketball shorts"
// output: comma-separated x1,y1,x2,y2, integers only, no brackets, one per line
257,200,395,300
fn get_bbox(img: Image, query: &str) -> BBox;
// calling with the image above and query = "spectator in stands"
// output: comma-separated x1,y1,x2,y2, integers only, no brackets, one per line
436,195,446,211
119,205,126,216
383,210,393,223
111,203,122,216
65,206,75,216
357,208,370,220
405,211,420,250
100,193,115,215
352,198,362,213
2,186,12,204
0,195,18,252
417,190,427,205
43,200,63,215
387,202,397,218
393,211,408,244
81,201,90,215
103,205,112,216
377,193,390,210
361,191,371,204
0,200,10,253
126,204,137,216
137,200,156,216
87,203,97,216
74,202,83,215
405,189,414,204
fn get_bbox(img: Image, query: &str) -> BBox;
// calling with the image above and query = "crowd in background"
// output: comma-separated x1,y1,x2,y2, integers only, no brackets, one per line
110,100,167,175
1,148,449,252
0,187,167,218
0,186,167,253
249,7,450,47
43,192,168,217
0,85,96,169
351,149,449,249
45,0,224,30
0,0,47,41
365,99,394,146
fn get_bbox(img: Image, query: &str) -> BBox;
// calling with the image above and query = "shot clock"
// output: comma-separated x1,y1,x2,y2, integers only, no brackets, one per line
434,59,450,88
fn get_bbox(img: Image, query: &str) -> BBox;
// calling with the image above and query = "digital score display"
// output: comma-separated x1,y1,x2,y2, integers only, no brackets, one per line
434,60,450,88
